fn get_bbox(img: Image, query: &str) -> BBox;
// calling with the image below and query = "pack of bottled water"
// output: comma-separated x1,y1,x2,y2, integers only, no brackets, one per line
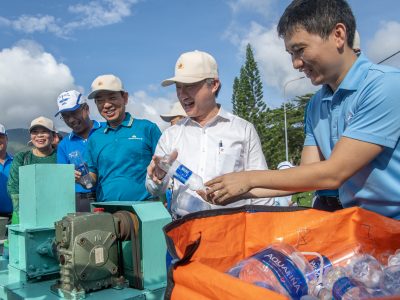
226,242,400,299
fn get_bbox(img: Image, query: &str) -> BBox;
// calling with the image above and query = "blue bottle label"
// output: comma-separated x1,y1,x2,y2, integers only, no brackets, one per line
332,277,356,300
253,248,308,299
173,164,192,184
76,164,88,176
308,255,332,279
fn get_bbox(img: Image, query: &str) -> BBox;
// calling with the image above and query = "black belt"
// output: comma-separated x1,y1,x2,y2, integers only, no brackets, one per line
313,195,343,212
76,192,96,199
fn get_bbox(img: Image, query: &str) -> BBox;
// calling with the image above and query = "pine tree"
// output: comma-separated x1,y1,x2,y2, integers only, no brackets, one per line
232,44,268,156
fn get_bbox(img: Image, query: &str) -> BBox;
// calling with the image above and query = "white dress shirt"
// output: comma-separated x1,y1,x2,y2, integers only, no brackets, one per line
146,106,273,216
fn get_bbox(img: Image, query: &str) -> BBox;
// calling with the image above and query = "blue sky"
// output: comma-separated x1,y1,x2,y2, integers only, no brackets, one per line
0,0,399,132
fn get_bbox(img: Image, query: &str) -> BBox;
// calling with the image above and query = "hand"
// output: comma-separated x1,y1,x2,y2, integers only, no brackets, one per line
74,170,81,183
205,172,252,205
147,150,178,184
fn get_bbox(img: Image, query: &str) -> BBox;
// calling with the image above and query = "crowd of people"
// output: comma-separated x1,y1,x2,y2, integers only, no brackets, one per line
1,0,399,225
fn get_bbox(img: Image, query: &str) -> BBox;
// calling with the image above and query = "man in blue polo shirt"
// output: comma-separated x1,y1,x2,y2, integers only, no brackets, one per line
85,74,161,202
0,123,13,221
205,0,400,219
55,90,102,211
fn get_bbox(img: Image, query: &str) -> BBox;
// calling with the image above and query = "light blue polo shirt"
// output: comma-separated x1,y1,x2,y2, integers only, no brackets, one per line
0,153,13,213
305,53,400,219
86,113,161,202
57,120,102,193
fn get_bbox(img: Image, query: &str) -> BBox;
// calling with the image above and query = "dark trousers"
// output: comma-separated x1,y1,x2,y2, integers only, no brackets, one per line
75,192,96,212
312,195,343,212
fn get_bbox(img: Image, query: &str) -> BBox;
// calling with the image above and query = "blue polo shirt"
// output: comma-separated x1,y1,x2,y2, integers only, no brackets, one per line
86,113,161,202
0,153,13,213
305,53,400,219
57,120,102,193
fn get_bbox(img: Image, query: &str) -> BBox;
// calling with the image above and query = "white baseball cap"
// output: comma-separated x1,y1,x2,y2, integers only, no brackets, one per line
161,50,218,87
277,161,294,170
0,123,6,135
88,74,125,99
160,101,187,122
29,116,56,132
55,90,86,116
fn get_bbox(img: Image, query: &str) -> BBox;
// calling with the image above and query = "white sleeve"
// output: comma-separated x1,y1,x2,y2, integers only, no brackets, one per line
245,122,268,171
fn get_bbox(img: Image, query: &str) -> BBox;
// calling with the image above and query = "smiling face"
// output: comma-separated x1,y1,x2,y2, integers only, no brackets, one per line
61,104,92,136
175,79,220,125
284,26,348,90
95,91,128,127
30,126,53,152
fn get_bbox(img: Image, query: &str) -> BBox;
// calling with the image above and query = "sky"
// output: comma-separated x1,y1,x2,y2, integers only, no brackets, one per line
0,0,399,133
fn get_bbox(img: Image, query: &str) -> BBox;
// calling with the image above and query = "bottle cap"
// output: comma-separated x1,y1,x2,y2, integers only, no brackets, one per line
93,207,105,213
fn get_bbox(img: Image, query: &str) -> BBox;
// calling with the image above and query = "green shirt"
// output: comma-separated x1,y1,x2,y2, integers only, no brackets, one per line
7,149,57,196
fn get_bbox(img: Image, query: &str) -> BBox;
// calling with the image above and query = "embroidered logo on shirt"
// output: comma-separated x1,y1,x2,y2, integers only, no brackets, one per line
128,134,143,140
345,112,354,127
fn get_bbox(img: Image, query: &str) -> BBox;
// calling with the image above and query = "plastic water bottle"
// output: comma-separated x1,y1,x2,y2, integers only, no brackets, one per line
388,249,400,266
347,254,383,289
68,150,93,189
226,243,315,299
158,154,205,191
331,277,372,300
382,265,400,295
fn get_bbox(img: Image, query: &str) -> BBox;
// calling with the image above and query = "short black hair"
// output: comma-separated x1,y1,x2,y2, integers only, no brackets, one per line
277,0,356,48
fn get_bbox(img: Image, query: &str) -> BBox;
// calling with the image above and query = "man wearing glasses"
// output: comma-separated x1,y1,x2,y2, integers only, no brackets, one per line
146,50,275,219
55,90,101,211
84,74,161,202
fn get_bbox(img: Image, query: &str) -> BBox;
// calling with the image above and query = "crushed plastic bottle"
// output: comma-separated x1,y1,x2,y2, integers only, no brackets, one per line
382,265,400,295
388,249,400,267
331,276,372,300
347,254,383,290
68,150,93,189
158,154,205,191
226,242,316,299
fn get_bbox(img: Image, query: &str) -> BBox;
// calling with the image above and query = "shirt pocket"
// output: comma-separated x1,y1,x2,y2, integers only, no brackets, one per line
215,147,242,176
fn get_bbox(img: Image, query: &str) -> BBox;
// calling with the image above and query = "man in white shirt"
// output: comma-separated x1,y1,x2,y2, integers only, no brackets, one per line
146,50,273,218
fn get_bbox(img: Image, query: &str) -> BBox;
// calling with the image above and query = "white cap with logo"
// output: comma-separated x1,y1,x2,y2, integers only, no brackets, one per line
161,50,218,87
55,90,86,116
88,74,125,99
0,123,6,135
29,116,56,132
160,101,187,122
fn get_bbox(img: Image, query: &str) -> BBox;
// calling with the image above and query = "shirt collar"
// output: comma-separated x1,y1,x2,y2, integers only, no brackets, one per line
104,113,133,133
184,104,230,127
5,153,12,162
321,53,373,99
69,120,102,140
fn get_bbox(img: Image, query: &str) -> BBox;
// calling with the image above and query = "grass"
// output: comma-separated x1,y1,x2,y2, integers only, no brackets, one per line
292,191,314,207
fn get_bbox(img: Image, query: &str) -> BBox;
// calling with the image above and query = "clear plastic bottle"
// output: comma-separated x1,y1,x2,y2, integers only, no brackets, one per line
388,249,400,267
68,150,93,189
226,243,315,299
382,265,400,295
331,276,372,300
347,254,384,290
158,154,205,191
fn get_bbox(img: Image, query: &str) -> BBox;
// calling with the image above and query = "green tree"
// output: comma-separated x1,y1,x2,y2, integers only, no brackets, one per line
264,93,313,168
232,44,268,154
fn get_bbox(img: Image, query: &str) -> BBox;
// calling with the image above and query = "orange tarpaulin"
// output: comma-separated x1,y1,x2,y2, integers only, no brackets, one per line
164,206,400,300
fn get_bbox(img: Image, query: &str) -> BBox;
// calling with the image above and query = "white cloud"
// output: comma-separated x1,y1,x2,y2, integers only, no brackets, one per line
366,21,400,67
0,41,76,130
235,22,317,105
126,90,178,131
0,0,139,38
